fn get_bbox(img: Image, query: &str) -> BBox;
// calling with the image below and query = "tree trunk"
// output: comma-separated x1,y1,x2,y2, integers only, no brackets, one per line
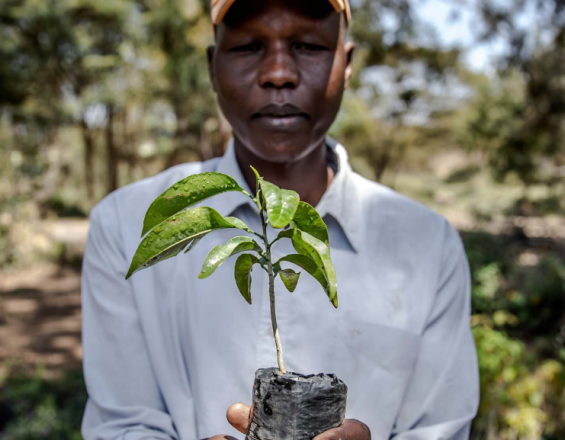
199,123,214,162
105,104,118,194
164,101,187,169
81,116,95,204
373,151,391,182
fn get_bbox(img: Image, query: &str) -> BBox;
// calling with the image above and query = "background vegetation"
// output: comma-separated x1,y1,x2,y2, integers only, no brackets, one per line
0,0,564,439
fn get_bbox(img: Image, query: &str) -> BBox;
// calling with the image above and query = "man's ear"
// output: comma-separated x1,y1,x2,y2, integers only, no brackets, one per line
344,41,355,90
207,45,218,93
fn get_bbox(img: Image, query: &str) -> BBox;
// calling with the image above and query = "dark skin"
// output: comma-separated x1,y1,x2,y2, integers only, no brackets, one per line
206,1,369,439
207,0,355,207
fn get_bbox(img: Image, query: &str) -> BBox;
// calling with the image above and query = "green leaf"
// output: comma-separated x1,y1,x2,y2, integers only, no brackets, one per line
260,179,300,229
141,172,245,236
279,268,301,292
276,254,334,305
251,167,299,229
126,207,239,279
291,201,330,246
277,229,338,307
183,236,204,254
250,166,262,183
199,236,262,279
224,216,252,232
234,253,260,304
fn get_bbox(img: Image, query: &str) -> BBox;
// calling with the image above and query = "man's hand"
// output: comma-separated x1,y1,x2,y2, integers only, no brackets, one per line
206,437,239,440
224,403,371,440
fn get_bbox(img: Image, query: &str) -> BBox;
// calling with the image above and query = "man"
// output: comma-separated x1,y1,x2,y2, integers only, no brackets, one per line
81,0,479,439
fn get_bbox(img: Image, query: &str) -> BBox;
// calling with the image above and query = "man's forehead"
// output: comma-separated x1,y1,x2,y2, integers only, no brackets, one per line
213,0,349,43
212,0,350,27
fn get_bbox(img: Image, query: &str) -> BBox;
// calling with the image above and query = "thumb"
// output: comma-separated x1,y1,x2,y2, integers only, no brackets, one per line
226,402,253,435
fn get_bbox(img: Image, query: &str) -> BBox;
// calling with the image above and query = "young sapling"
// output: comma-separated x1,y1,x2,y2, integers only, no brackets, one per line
126,167,345,440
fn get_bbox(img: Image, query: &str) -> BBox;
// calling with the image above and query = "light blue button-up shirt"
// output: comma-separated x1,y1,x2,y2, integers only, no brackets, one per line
81,138,479,440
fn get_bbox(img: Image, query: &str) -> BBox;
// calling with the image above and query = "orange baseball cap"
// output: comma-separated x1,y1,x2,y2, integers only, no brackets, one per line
211,0,351,25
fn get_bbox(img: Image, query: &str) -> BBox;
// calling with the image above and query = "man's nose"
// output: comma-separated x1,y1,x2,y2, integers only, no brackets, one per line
258,44,299,89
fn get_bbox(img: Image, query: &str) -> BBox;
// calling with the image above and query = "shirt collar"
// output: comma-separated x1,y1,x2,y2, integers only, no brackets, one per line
206,138,257,217
211,137,361,252
317,137,361,253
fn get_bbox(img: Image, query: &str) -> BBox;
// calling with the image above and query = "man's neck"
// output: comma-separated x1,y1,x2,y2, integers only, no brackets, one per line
234,137,335,208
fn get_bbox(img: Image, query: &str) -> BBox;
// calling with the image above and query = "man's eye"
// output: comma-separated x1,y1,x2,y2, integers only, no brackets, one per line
230,43,262,53
293,43,326,51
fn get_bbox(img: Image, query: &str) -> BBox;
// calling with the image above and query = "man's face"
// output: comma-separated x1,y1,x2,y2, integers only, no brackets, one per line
208,0,354,163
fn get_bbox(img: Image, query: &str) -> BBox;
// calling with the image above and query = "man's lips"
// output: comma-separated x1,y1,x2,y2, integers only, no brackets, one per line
252,103,309,130
252,103,309,119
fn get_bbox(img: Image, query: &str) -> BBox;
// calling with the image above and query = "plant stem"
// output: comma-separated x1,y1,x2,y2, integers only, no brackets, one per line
268,254,287,375
260,202,287,375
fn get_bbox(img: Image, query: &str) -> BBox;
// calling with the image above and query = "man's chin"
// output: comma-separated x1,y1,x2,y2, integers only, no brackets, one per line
240,134,319,164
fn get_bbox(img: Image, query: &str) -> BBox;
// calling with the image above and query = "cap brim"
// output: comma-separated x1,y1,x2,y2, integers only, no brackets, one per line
211,0,350,25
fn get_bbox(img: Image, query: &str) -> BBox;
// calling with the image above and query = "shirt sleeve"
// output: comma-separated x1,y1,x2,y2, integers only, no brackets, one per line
390,223,480,440
81,199,179,440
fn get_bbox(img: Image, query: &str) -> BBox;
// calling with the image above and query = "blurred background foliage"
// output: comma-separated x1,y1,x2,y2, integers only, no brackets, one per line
0,0,564,439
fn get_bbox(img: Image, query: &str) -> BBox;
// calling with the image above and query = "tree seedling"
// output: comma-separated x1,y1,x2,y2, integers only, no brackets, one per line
126,167,338,375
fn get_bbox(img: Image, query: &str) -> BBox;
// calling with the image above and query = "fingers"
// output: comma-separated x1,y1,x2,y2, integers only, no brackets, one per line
226,402,252,434
225,406,370,440
313,425,347,440
313,419,371,440
205,436,240,440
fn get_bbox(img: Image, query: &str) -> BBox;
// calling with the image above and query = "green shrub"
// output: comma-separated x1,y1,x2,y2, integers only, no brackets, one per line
465,230,565,439
472,321,565,440
0,369,86,440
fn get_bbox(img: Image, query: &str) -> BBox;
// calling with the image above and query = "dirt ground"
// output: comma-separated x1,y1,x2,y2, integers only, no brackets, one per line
0,263,83,381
